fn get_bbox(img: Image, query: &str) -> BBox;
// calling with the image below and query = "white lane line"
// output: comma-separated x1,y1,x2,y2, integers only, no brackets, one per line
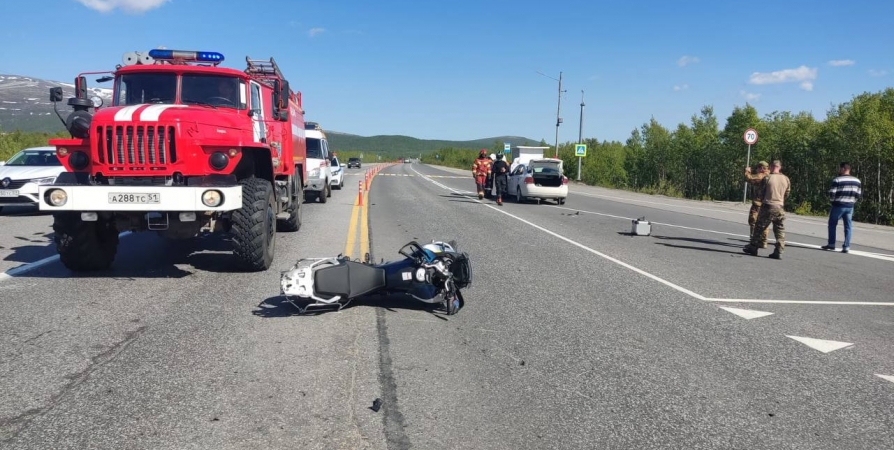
0,232,132,283
547,205,894,263
411,166,706,301
786,335,854,353
568,189,894,232
415,168,894,307
876,374,894,384
705,298,894,306
719,306,774,319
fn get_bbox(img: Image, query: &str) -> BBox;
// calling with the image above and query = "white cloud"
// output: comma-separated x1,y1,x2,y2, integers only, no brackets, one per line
748,65,817,91
740,90,761,101
869,69,888,77
75,0,169,13
828,59,855,67
677,56,700,67
673,84,689,91
308,27,326,37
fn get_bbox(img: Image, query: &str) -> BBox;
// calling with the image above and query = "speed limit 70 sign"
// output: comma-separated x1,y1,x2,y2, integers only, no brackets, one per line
743,128,758,145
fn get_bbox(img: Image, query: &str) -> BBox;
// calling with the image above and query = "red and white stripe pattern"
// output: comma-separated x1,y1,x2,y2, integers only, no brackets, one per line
112,104,188,122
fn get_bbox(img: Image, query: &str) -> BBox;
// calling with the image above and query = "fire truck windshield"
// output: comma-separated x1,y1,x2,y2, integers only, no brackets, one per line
113,73,245,109
182,74,245,109
116,73,177,105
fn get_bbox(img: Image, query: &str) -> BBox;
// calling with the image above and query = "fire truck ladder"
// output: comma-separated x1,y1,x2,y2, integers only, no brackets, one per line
245,57,284,80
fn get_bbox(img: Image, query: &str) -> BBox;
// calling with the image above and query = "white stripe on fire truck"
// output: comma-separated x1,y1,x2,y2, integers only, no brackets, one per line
114,104,147,121
139,104,187,122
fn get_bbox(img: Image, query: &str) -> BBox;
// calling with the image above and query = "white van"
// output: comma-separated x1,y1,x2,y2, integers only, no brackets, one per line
304,122,332,203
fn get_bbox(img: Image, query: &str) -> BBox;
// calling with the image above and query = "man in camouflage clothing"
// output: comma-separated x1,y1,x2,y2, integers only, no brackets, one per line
743,160,791,259
744,161,770,248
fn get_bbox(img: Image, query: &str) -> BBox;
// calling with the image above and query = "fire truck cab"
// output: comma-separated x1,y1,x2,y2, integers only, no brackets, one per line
40,49,307,272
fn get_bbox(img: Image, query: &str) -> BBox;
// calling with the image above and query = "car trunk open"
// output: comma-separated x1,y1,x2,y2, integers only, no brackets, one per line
530,161,563,187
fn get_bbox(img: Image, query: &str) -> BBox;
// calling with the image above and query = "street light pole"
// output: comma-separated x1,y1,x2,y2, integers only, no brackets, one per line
577,90,584,181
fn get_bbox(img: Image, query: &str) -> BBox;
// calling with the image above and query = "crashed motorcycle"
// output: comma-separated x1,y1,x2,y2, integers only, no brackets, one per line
280,240,472,314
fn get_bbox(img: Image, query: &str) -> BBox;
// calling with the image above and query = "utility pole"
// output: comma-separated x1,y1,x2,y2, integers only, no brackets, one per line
577,90,584,181
536,71,567,158
554,71,564,159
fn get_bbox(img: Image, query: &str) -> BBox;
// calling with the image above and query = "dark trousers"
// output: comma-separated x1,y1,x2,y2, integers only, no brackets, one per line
494,175,508,198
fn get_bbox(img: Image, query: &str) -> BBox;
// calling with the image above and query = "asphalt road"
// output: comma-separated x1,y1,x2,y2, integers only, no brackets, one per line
2,162,893,449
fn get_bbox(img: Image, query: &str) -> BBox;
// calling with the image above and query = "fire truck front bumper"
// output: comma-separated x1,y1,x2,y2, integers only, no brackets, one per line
37,185,243,212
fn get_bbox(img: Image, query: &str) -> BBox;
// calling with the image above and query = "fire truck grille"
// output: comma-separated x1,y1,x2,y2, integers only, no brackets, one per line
96,125,177,170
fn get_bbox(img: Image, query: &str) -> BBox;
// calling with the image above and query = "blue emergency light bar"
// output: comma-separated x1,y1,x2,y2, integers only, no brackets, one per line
147,49,225,63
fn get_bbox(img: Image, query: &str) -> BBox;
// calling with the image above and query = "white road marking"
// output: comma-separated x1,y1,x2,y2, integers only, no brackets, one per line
706,298,894,306
568,188,894,233
876,374,894,384
0,232,132,283
548,205,894,263
719,306,774,319
786,335,854,353
413,167,894,308
411,166,706,300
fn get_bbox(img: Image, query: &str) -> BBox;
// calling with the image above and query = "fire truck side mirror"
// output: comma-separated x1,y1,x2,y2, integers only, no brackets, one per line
271,79,290,121
49,87,64,103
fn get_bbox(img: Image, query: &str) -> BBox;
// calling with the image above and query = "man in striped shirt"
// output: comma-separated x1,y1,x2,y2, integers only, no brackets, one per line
821,162,862,253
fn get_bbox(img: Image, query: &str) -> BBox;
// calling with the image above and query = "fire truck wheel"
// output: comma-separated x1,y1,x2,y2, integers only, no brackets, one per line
52,213,119,271
231,177,276,271
278,176,302,232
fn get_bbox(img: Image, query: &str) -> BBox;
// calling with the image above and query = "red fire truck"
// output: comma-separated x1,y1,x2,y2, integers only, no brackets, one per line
40,49,307,272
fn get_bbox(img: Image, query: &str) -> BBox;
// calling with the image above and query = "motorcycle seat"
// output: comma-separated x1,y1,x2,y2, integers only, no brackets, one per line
314,260,386,299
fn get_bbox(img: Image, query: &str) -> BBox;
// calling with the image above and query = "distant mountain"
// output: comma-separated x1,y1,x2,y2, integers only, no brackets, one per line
0,74,542,156
0,74,113,133
326,131,544,157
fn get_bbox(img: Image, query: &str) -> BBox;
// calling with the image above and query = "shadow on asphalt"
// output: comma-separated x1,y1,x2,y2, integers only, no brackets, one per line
0,205,52,217
653,235,745,248
2,232,55,263
651,235,748,255
10,233,247,279
253,293,452,319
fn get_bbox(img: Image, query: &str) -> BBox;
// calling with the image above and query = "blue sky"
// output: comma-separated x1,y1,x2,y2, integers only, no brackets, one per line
1,0,892,144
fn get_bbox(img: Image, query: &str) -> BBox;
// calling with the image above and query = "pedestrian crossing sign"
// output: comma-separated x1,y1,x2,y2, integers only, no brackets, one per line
575,144,587,157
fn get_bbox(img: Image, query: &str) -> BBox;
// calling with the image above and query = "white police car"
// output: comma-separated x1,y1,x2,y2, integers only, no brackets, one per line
0,146,66,213
329,155,345,190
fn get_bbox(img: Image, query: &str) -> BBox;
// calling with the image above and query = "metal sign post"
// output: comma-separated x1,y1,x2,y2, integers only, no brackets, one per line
742,128,758,203
574,144,587,180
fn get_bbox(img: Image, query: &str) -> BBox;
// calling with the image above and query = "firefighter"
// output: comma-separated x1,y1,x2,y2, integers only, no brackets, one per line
471,149,493,200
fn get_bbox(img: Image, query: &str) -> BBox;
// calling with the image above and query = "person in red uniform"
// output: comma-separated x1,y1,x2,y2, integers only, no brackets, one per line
471,149,493,199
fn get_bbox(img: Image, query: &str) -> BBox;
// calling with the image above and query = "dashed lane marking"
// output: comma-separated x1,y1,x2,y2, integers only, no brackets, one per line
719,306,774,320
786,335,854,353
